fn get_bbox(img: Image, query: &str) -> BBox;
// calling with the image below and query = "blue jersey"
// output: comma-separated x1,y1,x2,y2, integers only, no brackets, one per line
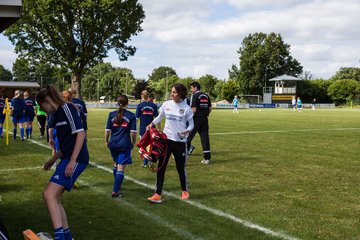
71,98,88,130
135,101,158,136
106,109,136,153
24,98,36,116
233,98,239,107
11,98,25,117
0,99,5,116
52,103,89,164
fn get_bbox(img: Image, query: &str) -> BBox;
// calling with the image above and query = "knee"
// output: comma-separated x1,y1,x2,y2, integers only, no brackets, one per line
43,188,55,203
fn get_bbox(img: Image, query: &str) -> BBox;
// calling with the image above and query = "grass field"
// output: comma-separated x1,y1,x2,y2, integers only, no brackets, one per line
1,108,360,240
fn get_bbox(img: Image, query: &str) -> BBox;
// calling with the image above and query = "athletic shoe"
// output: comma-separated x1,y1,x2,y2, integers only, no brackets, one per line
200,159,210,164
73,181,79,189
188,145,195,155
39,135,44,138
147,193,162,203
21,138,24,141
112,191,121,198
181,191,189,200
141,163,148,168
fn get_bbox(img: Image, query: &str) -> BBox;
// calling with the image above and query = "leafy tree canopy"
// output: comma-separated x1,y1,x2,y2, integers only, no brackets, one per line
231,32,303,95
198,74,219,98
4,0,145,97
327,79,360,104
330,67,360,81
148,66,177,82
0,64,13,81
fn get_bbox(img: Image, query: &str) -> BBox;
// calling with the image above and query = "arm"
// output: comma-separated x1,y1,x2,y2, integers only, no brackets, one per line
191,107,197,114
44,150,62,171
105,130,110,145
65,131,86,177
131,132,136,147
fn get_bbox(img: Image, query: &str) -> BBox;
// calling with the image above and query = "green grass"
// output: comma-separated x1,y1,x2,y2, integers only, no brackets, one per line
1,108,360,239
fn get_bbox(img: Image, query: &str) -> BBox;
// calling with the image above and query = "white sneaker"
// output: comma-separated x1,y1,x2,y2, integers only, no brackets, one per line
201,159,210,164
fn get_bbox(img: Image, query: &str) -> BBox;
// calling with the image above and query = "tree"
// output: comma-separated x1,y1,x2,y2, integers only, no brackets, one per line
12,58,31,81
132,79,148,99
233,32,303,95
197,74,219,98
0,64,13,81
327,79,360,105
148,66,177,82
99,68,135,101
5,0,145,97
331,67,360,81
220,80,241,102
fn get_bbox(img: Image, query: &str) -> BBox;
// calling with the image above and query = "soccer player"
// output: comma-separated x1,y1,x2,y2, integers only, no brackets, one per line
297,97,302,112
10,90,25,140
312,98,316,110
147,83,194,203
136,90,159,167
69,88,88,132
0,94,5,138
36,85,89,240
36,101,47,138
105,95,137,198
291,96,296,111
187,82,212,164
232,95,239,113
23,91,36,139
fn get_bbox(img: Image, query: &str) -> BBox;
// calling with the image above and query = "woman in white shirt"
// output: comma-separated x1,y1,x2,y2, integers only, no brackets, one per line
147,83,194,203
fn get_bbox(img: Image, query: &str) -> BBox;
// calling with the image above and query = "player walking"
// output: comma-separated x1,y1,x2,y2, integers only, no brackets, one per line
23,91,36,139
10,90,25,140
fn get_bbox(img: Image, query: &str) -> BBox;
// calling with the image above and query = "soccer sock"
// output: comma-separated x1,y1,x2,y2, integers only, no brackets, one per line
13,128,16,139
20,128,24,139
64,228,72,240
29,126,32,137
113,171,124,193
113,166,117,178
0,126,2,136
144,159,148,165
54,227,65,240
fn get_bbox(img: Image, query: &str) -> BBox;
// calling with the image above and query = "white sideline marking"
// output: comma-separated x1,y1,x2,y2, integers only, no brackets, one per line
77,180,203,240
23,137,299,240
0,166,42,172
85,127,360,141
209,127,360,135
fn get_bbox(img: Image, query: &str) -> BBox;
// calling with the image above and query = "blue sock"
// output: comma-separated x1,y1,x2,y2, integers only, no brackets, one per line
54,227,65,240
144,159,148,165
64,228,72,240
0,126,2,136
113,166,117,178
113,171,124,193
13,128,16,139
20,128,24,139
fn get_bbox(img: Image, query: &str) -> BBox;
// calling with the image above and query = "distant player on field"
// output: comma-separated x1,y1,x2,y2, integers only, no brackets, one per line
232,95,239,113
10,90,25,140
136,90,159,167
105,95,137,198
23,91,36,139
37,85,88,240
297,97,302,112
0,94,5,138
291,96,296,111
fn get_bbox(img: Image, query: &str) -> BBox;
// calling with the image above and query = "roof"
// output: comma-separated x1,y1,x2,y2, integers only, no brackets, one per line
0,81,40,88
269,74,303,81
0,0,23,33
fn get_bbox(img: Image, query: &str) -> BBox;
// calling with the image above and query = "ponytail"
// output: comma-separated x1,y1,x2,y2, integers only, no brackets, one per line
36,85,65,106
115,95,128,124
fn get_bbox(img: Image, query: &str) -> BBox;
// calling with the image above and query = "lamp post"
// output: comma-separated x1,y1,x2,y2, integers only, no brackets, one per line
125,73,128,96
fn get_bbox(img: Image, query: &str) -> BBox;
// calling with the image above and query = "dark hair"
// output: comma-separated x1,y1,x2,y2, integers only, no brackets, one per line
173,83,188,100
115,95,128,124
190,81,201,90
36,85,65,106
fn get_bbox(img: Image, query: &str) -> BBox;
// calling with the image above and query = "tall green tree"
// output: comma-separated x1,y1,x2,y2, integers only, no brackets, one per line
330,67,360,81
197,74,219,98
220,80,241,102
5,0,145,97
148,66,177,81
12,58,31,81
231,32,303,95
327,79,360,105
0,64,13,81
99,68,135,101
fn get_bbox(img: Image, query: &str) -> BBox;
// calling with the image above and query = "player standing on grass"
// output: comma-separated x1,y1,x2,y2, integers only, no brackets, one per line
136,90,159,167
291,96,296,111
0,94,5,138
297,97,302,112
10,90,25,141
105,95,137,198
147,83,194,203
36,85,88,240
23,91,36,139
187,82,212,164
232,95,239,113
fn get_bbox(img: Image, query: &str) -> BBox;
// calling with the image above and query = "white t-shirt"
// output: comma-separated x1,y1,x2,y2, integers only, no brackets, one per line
153,100,194,142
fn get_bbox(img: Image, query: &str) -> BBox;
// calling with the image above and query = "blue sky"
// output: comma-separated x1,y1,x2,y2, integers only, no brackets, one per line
1,0,360,80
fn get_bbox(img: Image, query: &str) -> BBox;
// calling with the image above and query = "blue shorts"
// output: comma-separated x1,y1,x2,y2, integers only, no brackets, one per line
298,105,302,108
12,115,25,124
49,159,87,191
24,114,35,122
110,148,132,165
292,104,296,107
0,114,5,124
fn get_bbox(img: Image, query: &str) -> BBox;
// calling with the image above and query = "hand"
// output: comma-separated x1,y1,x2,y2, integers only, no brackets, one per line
65,161,76,177
146,122,154,131
44,158,56,171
